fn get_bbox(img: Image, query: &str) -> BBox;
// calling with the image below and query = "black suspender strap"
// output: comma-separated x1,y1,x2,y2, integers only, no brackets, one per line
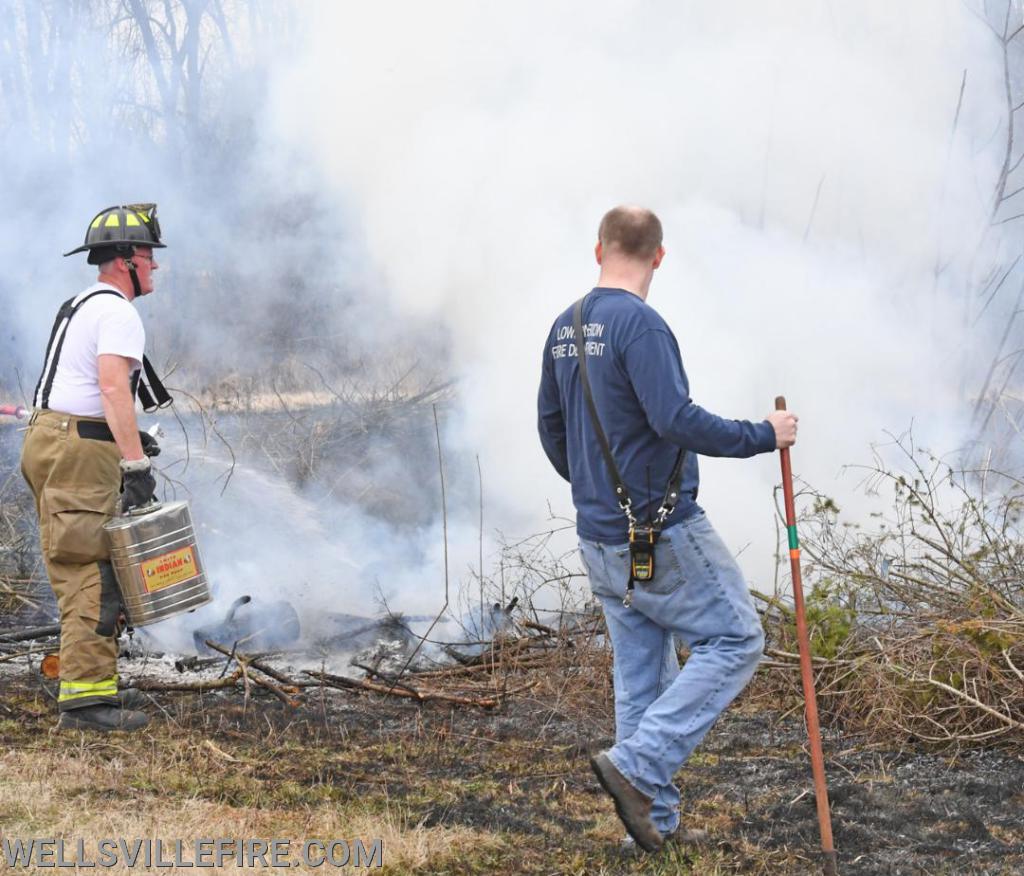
35,290,122,409
33,289,173,411
136,355,173,412
33,301,73,409
135,379,156,412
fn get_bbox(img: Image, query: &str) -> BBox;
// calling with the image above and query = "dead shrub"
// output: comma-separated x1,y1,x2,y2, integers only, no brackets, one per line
759,433,1024,749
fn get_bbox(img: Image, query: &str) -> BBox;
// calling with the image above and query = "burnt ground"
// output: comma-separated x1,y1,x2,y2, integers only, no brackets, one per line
2,426,1023,874
695,712,1024,876
1,658,1022,876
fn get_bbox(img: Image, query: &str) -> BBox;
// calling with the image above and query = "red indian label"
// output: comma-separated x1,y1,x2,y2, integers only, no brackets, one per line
141,546,198,593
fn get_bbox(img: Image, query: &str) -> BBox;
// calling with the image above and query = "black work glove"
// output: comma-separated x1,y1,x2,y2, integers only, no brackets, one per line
120,458,157,514
139,431,161,458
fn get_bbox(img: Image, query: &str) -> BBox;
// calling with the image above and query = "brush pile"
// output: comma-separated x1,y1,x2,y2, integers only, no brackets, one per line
761,436,1024,749
0,462,45,620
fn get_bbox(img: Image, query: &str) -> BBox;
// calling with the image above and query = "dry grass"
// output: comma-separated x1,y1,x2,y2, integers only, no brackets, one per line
0,743,494,873
0,672,820,876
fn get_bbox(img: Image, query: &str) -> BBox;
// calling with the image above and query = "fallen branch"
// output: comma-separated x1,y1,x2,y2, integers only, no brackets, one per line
304,669,501,709
411,653,563,679
351,662,422,696
133,670,243,692
250,674,301,708
0,624,60,644
766,647,856,667
0,646,50,663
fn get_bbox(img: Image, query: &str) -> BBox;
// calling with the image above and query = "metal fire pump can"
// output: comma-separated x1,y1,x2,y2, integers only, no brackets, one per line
103,501,212,627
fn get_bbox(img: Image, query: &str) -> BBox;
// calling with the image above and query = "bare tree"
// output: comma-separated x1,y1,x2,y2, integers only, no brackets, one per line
959,1,1024,468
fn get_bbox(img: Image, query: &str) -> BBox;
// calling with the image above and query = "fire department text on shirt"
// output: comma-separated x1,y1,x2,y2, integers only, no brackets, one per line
551,323,607,359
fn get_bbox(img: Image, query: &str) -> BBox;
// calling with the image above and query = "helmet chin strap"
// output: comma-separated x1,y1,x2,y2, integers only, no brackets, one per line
122,254,142,298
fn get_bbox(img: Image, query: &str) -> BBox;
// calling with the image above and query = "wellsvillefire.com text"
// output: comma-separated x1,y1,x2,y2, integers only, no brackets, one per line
1,837,383,869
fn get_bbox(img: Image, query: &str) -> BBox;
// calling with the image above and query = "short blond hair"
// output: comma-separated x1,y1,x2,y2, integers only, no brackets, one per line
598,206,663,259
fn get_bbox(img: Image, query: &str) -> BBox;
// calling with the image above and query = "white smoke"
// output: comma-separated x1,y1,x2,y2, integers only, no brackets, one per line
266,1,1008,588
3,2,1019,647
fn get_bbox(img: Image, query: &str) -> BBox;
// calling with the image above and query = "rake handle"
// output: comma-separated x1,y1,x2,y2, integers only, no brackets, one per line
775,395,838,875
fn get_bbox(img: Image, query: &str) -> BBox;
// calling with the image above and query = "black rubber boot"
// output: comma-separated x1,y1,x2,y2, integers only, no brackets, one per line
116,688,148,710
57,704,150,732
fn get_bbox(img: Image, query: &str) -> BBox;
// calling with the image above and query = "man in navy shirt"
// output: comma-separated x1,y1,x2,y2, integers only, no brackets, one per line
537,206,797,852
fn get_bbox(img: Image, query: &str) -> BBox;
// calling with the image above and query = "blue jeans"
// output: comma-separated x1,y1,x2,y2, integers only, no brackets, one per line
580,512,765,835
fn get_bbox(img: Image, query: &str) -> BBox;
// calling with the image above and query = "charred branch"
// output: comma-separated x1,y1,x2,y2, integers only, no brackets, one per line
202,639,302,690
0,623,60,644
305,669,503,709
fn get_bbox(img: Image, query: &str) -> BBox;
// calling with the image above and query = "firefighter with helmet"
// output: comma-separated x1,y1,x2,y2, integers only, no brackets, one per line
20,204,172,732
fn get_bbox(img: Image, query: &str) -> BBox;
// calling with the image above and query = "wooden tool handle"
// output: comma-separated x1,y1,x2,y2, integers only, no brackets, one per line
772,392,836,872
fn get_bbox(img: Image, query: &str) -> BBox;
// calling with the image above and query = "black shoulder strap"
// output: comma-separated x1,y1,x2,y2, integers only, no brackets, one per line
657,445,687,524
572,294,686,528
573,296,634,519
33,289,173,412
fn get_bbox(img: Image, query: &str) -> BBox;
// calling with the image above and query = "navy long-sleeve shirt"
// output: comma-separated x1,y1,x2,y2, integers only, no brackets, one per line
537,287,776,542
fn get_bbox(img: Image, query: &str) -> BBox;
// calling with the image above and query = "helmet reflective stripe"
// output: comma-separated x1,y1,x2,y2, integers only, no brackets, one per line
126,213,141,226
104,212,121,227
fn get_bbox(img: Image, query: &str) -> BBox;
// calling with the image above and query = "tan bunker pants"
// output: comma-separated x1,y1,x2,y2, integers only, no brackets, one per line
20,410,122,710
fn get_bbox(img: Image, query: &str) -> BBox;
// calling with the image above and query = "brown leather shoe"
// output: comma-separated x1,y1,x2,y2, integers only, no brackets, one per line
590,752,664,853
621,826,708,854
664,826,709,845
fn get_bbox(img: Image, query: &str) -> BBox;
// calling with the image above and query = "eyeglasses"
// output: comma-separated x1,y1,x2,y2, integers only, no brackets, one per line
131,253,156,264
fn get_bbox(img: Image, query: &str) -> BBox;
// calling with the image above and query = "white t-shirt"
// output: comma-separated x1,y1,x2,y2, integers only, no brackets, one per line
46,283,146,418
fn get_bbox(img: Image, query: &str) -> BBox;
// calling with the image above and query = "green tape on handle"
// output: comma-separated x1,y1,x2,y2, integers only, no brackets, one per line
787,525,799,550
